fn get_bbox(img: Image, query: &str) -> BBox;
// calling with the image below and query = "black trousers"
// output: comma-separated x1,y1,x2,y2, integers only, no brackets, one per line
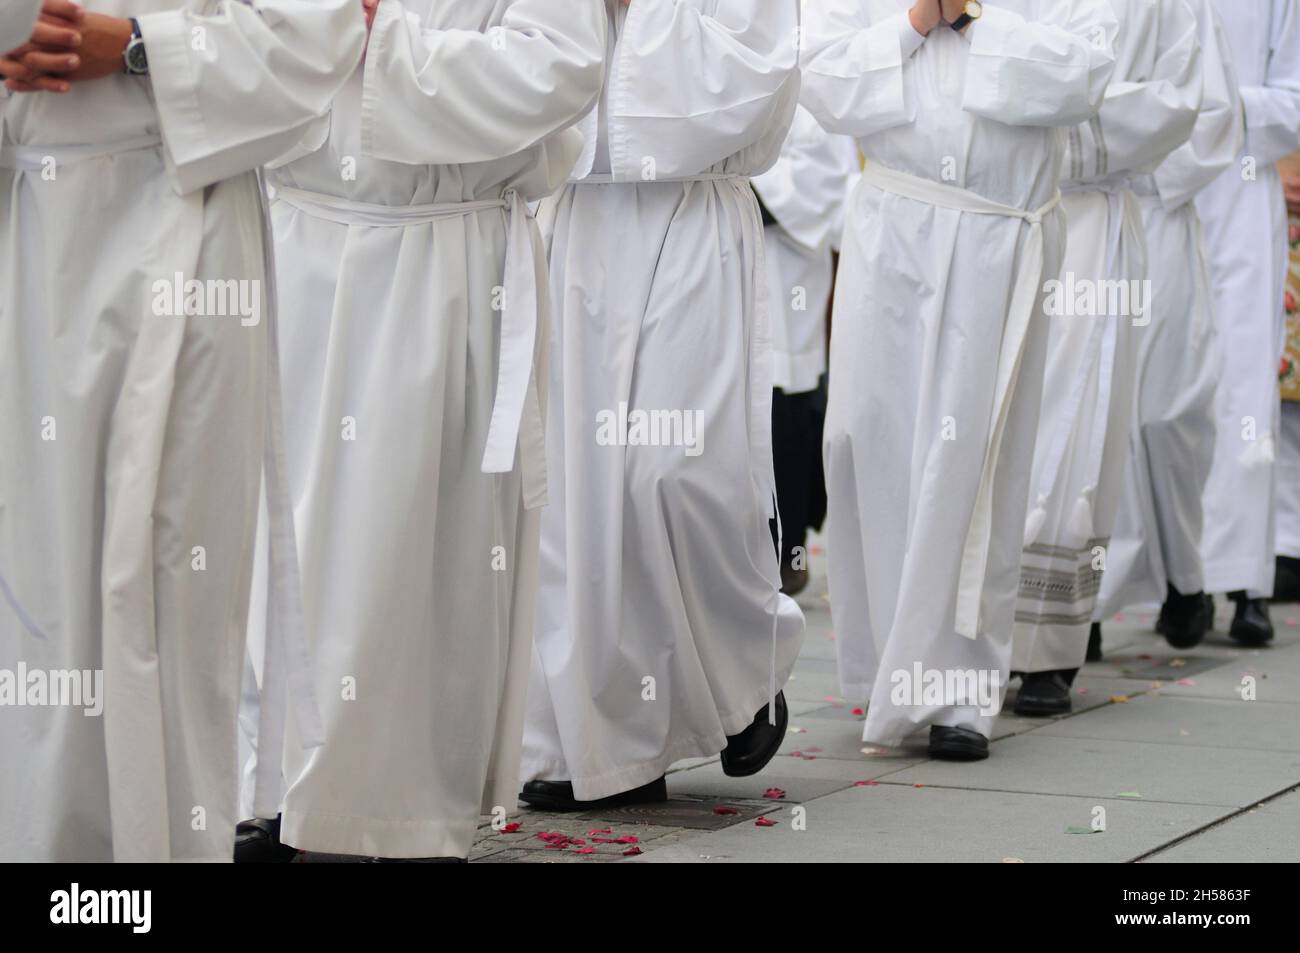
770,376,828,565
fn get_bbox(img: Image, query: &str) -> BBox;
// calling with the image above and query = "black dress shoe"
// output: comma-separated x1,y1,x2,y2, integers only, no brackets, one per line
1013,670,1073,716
720,690,788,777
1228,591,1274,647
234,815,298,863
928,725,989,761
1156,583,1211,649
1275,555,1300,602
1086,622,1103,662
518,775,668,813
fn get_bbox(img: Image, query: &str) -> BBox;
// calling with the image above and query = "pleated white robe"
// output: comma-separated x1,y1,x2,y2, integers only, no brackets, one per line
521,0,806,801
1013,0,1202,673
0,0,364,863
802,0,1116,745
1195,0,1300,597
0,0,40,53
753,106,859,395
240,0,606,859
1096,0,1242,616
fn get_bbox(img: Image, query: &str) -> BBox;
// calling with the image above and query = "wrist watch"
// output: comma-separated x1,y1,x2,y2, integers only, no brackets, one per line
951,0,983,31
123,18,149,76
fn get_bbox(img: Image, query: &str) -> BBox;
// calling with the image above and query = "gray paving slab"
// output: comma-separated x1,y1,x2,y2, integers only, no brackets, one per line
881,733,1300,808
1034,691,1300,753
1141,788,1300,863
637,784,1227,863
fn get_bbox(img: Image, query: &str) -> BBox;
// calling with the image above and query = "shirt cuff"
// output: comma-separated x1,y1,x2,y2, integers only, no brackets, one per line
894,10,928,59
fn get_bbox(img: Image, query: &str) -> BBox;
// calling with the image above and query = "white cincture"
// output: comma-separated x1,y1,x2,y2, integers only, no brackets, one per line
273,186,548,509
860,162,1062,641
1025,181,1144,550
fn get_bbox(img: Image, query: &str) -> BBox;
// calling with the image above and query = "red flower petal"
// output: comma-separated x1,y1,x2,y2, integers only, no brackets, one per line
623,846,643,856
712,806,740,815
763,787,786,799
853,780,878,786
501,822,522,833
755,816,778,827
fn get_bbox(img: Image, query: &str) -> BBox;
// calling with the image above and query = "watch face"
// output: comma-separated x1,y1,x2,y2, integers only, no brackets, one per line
965,0,983,16
127,42,148,73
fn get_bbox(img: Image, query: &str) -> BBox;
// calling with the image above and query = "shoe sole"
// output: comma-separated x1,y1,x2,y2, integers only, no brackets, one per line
1229,627,1274,648
1012,698,1071,717
928,739,988,761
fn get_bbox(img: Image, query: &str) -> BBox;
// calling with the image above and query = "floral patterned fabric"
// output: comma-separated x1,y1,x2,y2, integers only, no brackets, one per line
1283,213,1300,401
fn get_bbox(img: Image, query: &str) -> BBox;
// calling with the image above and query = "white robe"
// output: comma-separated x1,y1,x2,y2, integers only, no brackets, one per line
239,0,605,859
753,106,859,395
1195,0,1300,596
1013,0,1202,674
0,0,363,863
0,0,40,52
521,0,806,801
802,0,1116,745
1097,0,1242,615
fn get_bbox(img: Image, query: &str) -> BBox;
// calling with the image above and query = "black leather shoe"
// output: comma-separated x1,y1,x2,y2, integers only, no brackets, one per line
1275,555,1300,602
1013,670,1072,716
1086,622,1103,662
519,776,668,813
234,816,298,863
720,690,788,777
1156,583,1211,649
1228,592,1274,647
928,725,989,761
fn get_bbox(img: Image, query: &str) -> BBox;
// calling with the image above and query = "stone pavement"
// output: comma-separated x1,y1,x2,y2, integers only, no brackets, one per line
472,541,1300,863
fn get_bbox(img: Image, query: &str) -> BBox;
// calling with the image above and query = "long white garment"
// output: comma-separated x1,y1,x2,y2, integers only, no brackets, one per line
1097,0,1242,615
0,1,363,863
802,0,1116,745
521,0,806,802
753,106,858,395
235,0,605,859
1195,0,1300,596
1013,0,1201,673
0,0,40,53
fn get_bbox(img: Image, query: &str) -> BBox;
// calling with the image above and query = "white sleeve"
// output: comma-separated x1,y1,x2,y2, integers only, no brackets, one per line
754,112,859,252
1069,0,1202,179
0,0,41,54
1153,0,1243,210
605,0,801,179
1239,0,1300,167
799,0,926,139
361,0,606,166
961,0,1118,128
138,0,367,195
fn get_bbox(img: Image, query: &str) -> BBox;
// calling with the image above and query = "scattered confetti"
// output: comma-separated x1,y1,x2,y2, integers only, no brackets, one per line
913,783,925,789
854,780,879,786
501,822,522,834
1170,658,1187,669
1109,695,1129,704
591,835,640,845
1115,792,1143,799
787,726,807,734
763,787,787,800
755,816,778,827
712,806,740,816
803,746,823,753
536,831,587,850
851,707,865,716
623,846,643,857
577,847,595,855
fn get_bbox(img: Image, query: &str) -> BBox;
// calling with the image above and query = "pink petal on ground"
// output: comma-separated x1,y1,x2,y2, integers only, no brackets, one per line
755,817,778,827
853,780,879,787
623,846,643,857
587,828,612,836
851,707,865,716
501,822,522,833
763,787,787,800
712,806,740,815
577,847,595,855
